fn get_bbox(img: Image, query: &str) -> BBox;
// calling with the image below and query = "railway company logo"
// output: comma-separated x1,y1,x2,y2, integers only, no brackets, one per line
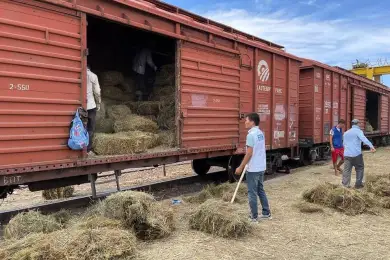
257,60,270,82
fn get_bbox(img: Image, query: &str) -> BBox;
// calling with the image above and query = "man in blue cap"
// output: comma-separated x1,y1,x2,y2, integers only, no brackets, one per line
342,119,376,188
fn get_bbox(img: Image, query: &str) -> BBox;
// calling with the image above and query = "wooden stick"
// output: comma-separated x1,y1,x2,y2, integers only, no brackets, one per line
231,165,248,203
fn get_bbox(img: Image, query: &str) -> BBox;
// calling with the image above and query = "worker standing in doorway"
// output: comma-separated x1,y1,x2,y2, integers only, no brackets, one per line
132,47,157,101
330,119,345,176
235,113,271,222
342,119,376,188
86,65,101,156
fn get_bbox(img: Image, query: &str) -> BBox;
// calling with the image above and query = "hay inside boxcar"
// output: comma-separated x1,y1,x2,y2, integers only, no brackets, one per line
189,199,250,238
158,131,176,147
107,104,132,120
114,115,159,133
126,101,161,116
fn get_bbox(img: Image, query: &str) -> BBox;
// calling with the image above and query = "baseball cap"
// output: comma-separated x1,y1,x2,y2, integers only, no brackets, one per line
352,119,359,124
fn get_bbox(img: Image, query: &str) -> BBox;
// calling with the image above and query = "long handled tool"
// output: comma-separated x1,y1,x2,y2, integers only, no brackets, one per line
231,165,248,203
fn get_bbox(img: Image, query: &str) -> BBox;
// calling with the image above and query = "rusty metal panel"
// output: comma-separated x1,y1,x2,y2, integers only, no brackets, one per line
313,68,323,143
380,95,389,133
298,68,314,139
331,72,340,127
353,86,366,128
179,41,240,149
340,76,348,125
0,0,85,168
322,70,332,142
288,60,299,146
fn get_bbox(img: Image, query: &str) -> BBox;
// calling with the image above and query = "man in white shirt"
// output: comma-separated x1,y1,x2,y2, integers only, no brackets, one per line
132,47,157,101
236,113,271,222
86,65,101,156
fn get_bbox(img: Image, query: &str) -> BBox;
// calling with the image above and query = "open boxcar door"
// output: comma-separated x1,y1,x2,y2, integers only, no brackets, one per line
178,41,241,151
0,0,86,170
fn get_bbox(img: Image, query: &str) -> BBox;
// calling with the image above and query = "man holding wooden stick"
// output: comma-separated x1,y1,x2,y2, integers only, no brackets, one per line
235,113,271,222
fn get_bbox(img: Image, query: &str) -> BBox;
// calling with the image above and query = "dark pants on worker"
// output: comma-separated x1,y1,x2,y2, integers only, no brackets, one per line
246,171,270,219
87,108,96,152
342,154,364,187
135,73,146,101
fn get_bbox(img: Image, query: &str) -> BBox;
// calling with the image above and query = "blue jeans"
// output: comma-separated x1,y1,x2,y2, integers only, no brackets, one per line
246,171,270,218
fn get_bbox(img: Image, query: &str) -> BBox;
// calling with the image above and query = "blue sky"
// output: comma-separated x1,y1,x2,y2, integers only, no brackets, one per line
164,0,390,86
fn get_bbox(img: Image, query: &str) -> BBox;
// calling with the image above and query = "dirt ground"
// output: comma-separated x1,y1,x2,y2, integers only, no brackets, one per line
137,148,390,260
0,163,195,211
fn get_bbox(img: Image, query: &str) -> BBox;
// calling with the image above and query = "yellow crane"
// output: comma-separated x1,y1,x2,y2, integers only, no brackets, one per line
351,60,390,83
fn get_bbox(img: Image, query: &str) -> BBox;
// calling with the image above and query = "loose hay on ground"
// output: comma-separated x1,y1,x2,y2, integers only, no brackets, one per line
366,174,390,197
186,183,247,204
0,227,137,260
73,215,123,230
293,201,324,213
189,199,250,238
114,115,159,133
42,186,74,200
97,190,174,240
4,211,62,240
51,209,72,226
107,104,132,120
93,131,159,155
303,182,375,215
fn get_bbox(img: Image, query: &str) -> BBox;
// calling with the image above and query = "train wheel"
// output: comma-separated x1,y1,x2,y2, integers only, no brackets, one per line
191,159,210,176
228,156,244,182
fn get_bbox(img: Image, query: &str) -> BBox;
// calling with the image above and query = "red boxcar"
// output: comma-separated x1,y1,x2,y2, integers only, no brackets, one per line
299,59,390,163
0,0,300,194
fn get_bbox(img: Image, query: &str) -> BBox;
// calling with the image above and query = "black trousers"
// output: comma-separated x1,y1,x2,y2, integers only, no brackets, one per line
87,108,97,152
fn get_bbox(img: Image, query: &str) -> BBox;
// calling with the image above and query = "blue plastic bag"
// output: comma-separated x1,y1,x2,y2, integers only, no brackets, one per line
68,109,89,150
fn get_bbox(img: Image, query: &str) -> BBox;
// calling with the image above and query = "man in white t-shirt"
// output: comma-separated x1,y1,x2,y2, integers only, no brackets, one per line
235,113,271,222
86,65,101,156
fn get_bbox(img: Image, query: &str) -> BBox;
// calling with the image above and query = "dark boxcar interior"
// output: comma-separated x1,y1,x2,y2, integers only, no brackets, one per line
366,90,379,131
86,15,178,155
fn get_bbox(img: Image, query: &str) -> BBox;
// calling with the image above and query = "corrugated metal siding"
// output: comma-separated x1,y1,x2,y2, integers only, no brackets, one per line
340,76,348,125
0,0,84,168
313,68,323,143
381,95,389,133
298,68,314,139
180,41,240,149
353,86,366,128
288,59,299,146
332,72,340,127
323,69,332,142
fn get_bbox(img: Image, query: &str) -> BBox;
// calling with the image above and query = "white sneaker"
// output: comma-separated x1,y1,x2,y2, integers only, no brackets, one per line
259,214,272,220
87,151,96,157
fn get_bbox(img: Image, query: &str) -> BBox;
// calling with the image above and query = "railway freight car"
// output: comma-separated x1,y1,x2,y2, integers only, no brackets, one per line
0,0,301,196
299,59,390,164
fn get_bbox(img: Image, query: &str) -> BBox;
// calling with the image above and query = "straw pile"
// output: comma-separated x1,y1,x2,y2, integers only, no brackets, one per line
42,186,74,200
158,131,176,147
98,190,174,240
0,228,137,260
114,115,158,133
93,131,159,155
99,71,125,87
96,117,114,133
157,101,175,130
154,64,175,86
102,85,131,102
189,199,250,238
107,104,132,120
51,209,72,226
293,201,324,213
302,183,375,215
186,183,247,204
4,211,62,240
366,174,390,197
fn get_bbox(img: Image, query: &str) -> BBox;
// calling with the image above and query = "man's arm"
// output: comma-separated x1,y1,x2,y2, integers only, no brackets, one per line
329,129,334,151
146,50,157,71
235,134,254,175
92,75,101,109
358,130,376,152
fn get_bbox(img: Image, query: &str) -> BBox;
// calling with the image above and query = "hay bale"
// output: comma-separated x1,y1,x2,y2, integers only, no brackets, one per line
74,215,123,230
189,199,250,238
107,104,132,120
95,117,114,133
100,71,124,87
0,227,137,260
102,85,131,101
42,186,74,200
156,101,175,130
126,101,161,116
114,115,158,133
186,183,247,204
4,211,62,240
303,183,375,215
366,174,390,197
122,77,136,93
93,131,159,155
158,131,176,147
155,64,175,86
294,202,324,213
95,102,106,122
